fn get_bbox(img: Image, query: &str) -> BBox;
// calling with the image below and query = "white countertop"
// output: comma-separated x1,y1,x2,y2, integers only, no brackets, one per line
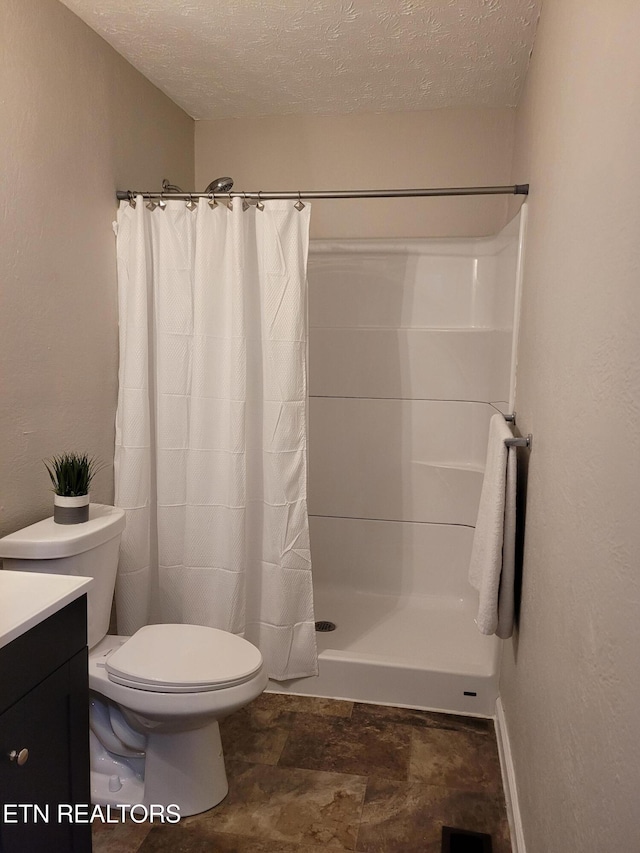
0,570,92,650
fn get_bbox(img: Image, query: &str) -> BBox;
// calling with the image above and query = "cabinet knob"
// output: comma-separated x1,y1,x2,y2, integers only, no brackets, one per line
8,748,29,766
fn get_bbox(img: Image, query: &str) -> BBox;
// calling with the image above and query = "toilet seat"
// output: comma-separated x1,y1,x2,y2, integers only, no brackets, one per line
105,624,263,694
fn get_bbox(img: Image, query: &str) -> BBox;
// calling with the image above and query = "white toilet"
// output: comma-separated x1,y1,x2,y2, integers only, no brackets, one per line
0,504,268,816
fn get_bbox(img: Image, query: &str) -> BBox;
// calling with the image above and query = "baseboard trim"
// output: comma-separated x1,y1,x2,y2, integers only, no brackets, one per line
494,698,526,853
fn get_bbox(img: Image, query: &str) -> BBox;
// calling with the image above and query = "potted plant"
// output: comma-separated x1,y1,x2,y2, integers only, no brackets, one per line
44,453,101,525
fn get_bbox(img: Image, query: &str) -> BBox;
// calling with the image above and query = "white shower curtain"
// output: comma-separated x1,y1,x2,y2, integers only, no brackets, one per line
114,198,317,680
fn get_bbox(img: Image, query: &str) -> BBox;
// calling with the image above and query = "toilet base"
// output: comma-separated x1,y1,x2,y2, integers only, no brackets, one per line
91,714,229,817
144,720,229,816
91,768,144,810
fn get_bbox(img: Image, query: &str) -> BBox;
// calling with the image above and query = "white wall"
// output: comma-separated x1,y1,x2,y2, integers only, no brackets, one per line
307,230,519,602
1,0,194,536
501,1,640,850
195,109,516,239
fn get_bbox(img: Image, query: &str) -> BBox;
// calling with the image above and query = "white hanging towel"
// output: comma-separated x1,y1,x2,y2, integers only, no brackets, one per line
468,413,517,639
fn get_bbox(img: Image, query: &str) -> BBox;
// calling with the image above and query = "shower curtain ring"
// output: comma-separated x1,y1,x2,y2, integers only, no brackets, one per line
257,191,264,211
294,191,305,211
158,192,167,210
208,192,217,209
186,193,197,211
227,193,233,211
242,191,250,212
128,191,137,209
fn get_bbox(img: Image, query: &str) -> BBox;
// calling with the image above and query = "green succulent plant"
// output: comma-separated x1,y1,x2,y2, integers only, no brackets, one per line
44,452,102,497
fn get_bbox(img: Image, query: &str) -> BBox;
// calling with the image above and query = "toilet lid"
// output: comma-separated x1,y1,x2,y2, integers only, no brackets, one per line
105,624,263,693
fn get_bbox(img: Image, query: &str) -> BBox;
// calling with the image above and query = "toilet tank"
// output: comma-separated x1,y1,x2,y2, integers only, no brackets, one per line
0,504,126,648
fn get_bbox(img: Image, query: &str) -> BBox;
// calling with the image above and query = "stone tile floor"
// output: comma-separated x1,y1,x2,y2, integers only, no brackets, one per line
92,693,511,853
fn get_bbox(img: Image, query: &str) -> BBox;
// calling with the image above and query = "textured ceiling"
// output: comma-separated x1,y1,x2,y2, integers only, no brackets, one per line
59,0,541,120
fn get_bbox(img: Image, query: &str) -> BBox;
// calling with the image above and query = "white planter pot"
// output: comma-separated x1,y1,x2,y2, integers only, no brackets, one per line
54,493,90,525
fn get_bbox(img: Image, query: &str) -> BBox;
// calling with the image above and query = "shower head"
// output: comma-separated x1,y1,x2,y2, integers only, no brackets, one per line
162,179,184,193
204,176,234,194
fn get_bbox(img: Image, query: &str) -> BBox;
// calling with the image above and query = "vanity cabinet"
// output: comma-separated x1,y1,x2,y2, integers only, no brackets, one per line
0,596,91,853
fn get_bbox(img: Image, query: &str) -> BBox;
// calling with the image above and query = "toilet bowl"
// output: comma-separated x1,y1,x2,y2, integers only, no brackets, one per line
0,505,267,816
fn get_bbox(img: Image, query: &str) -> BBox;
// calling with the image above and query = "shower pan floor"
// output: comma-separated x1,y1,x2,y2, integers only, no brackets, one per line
268,585,500,717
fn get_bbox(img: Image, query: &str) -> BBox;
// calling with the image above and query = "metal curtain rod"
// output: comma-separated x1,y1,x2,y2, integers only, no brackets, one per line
116,184,529,202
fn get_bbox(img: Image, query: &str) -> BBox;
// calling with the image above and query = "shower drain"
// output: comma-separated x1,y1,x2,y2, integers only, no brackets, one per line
315,620,336,632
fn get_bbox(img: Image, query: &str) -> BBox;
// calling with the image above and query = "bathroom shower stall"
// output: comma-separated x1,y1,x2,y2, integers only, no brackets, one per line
271,207,527,716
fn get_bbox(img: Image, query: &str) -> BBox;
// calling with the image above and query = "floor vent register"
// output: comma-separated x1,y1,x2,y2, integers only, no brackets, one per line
441,826,493,852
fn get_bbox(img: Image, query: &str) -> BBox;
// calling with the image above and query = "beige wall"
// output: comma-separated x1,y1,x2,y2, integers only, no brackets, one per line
502,1,640,850
0,0,194,537
195,109,516,238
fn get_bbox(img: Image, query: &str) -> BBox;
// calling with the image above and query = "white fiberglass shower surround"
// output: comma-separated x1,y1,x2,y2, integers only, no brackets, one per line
271,207,527,717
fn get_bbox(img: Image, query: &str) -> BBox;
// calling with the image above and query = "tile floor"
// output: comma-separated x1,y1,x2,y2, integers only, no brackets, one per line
92,693,511,853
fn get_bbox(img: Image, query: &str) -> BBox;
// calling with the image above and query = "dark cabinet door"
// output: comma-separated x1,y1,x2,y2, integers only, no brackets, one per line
0,650,91,853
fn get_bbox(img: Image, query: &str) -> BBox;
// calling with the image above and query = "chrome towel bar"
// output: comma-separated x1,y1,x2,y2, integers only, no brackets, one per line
502,413,532,448
505,434,532,448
